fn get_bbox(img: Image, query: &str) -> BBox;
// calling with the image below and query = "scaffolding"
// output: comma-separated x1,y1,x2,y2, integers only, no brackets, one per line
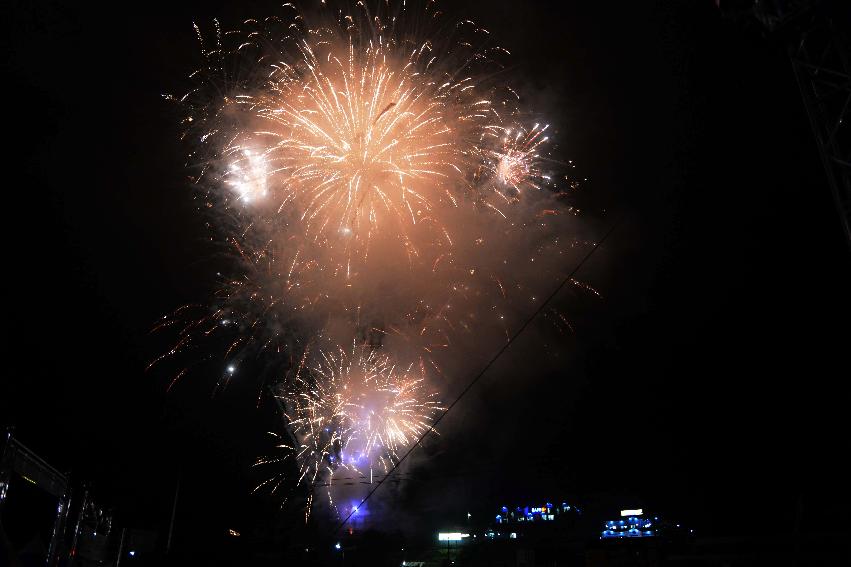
0,428,71,566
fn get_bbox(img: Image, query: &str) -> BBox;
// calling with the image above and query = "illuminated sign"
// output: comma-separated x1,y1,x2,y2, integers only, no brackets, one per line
620,509,643,517
438,532,470,542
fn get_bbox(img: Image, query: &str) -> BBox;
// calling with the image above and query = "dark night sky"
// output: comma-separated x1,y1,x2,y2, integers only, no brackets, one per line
2,0,849,552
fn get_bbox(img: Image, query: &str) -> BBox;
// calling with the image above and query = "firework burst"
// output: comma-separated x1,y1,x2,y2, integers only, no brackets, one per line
161,0,588,524
256,341,441,519
491,123,552,197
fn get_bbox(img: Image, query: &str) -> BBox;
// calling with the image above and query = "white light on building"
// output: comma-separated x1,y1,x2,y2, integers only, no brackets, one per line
438,532,470,542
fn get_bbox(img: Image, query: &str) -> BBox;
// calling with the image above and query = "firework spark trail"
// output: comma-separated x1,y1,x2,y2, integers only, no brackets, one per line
162,0,590,523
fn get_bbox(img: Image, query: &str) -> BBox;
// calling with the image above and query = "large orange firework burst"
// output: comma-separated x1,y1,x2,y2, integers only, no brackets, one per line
178,1,556,266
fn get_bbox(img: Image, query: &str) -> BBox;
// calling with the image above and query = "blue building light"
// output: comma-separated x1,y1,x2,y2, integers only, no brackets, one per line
601,511,663,539
495,501,578,525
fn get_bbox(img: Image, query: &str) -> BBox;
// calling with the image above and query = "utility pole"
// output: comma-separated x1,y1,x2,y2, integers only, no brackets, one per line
166,474,181,555
70,486,90,564
116,527,128,567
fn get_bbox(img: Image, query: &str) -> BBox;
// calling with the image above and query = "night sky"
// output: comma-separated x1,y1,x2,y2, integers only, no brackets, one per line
3,0,849,554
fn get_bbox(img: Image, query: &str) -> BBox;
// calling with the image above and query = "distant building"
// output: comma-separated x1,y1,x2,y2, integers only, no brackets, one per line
601,514,656,539
600,508,691,541
494,501,580,526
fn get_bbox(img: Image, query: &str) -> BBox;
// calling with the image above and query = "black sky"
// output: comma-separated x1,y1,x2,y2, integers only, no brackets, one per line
2,0,849,550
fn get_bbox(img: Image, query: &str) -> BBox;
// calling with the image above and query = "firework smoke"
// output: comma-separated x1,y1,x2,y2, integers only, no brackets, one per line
160,0,589,523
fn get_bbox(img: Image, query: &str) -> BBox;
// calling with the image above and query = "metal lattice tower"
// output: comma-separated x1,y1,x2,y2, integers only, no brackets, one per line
754,0,851,248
